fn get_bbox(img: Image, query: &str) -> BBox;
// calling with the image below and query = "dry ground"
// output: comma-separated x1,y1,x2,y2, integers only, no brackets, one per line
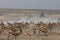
0,9,60,21
1,32,60,40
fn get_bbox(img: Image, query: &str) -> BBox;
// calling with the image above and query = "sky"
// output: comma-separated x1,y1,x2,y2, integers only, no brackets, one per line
0,0,60,9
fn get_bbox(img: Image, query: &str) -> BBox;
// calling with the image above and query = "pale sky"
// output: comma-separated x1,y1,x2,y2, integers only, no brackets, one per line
0,0,60,9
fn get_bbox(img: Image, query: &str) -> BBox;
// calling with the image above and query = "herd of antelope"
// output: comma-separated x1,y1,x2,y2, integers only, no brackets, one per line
0,21,60,40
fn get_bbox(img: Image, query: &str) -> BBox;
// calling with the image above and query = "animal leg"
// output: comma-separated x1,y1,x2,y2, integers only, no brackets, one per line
7,34,10,40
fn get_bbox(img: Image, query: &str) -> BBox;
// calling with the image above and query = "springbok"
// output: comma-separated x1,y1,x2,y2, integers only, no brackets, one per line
23,29,33,40
0,21,5,29
8,29,20,40
0,21,5,40
48,22,57,32
13,22,27,34
37,23,48,36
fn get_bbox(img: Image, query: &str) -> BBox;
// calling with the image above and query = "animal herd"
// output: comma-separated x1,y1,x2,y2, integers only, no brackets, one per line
0,21,60,40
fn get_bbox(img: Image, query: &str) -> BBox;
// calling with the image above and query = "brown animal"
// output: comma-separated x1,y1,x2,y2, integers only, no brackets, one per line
0,21,5,29
23,29,33,40
0,29,4,40
37,23,48,36
48,22,57,32
24,30,33,36
13,22,28,34
8,29,20,40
